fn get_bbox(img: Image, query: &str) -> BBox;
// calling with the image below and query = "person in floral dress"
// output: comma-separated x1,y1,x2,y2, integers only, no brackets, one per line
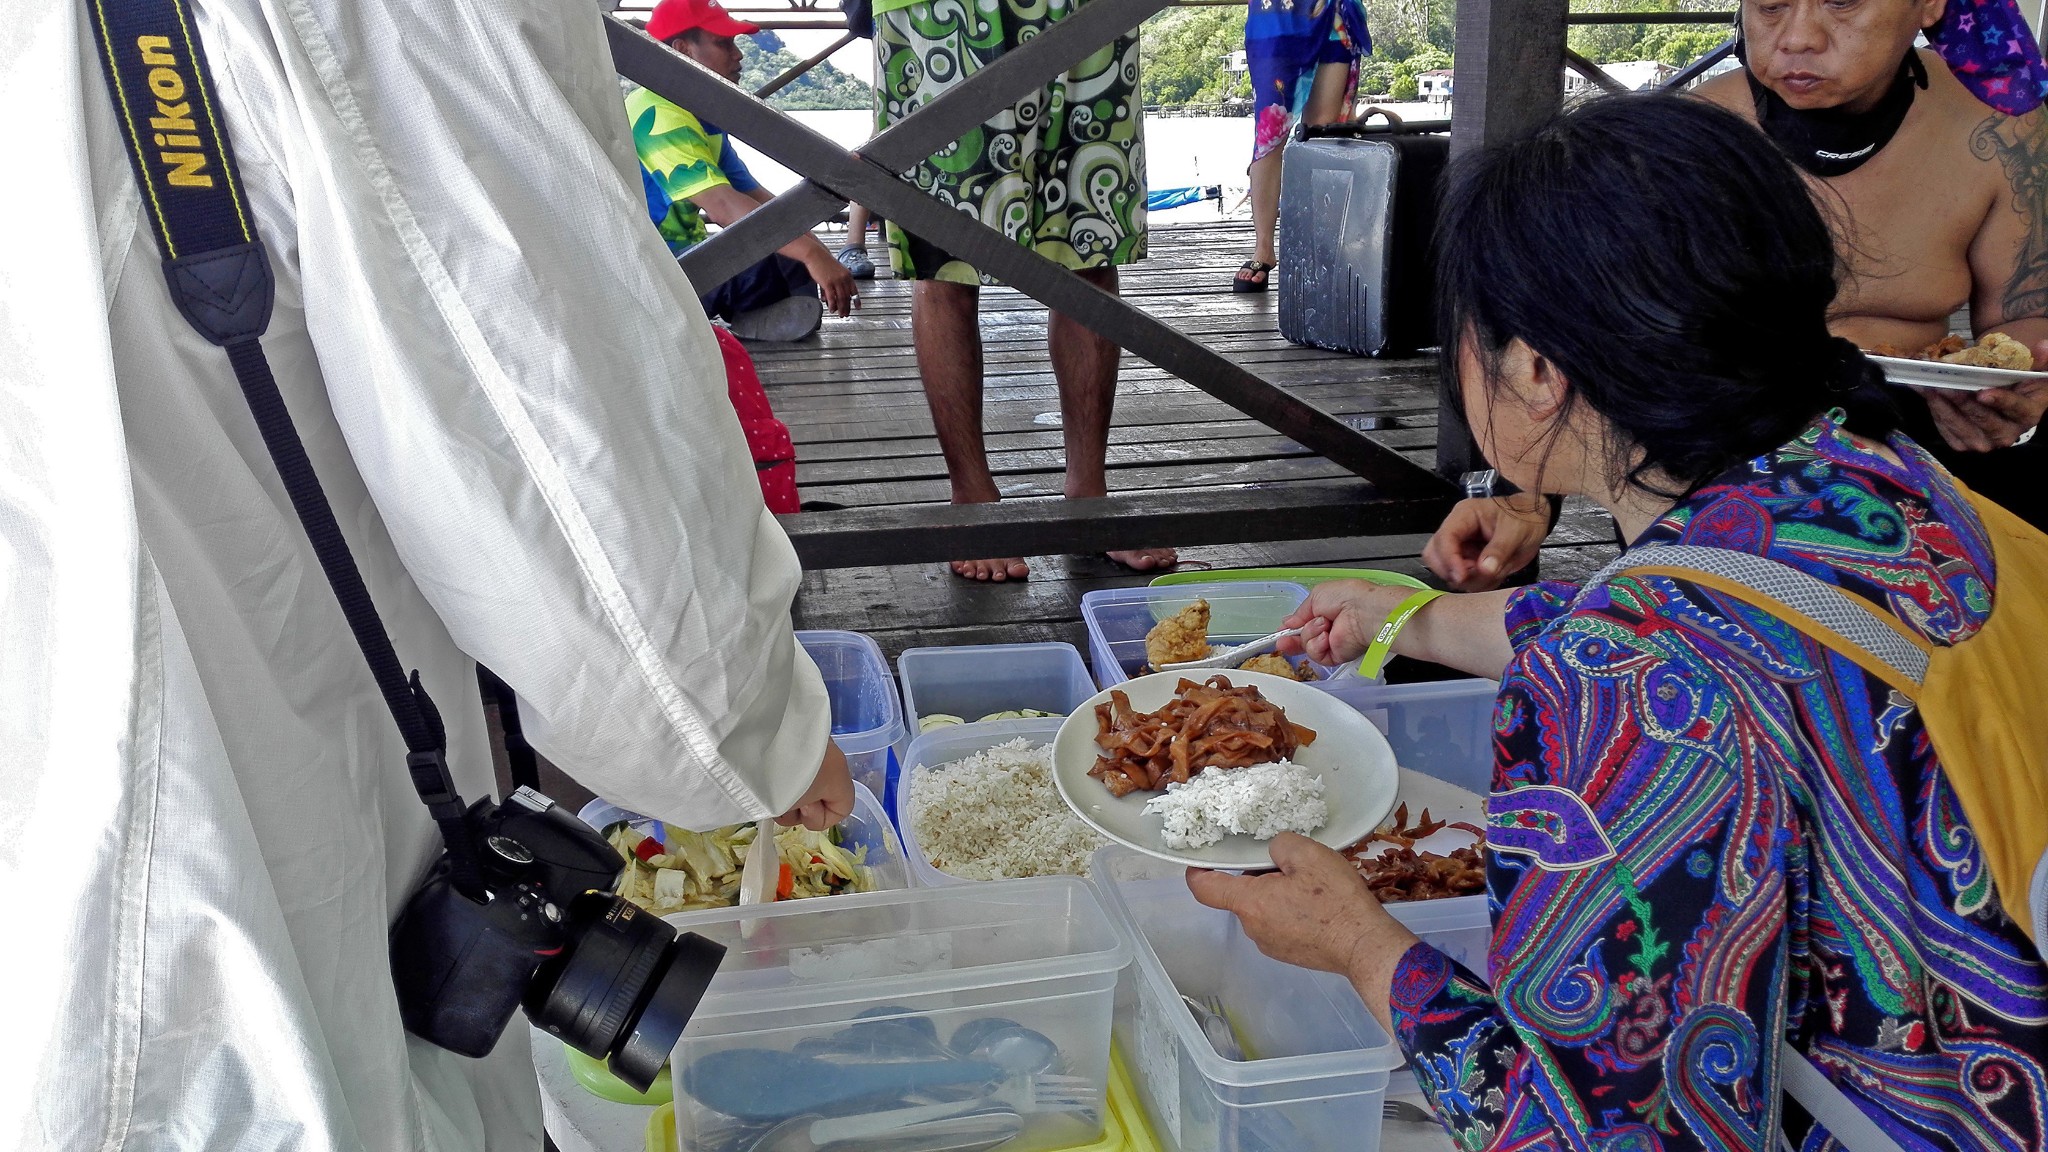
1193,93,2048,1151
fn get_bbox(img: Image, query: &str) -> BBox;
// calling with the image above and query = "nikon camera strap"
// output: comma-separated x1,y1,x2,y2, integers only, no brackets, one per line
85,0,487,897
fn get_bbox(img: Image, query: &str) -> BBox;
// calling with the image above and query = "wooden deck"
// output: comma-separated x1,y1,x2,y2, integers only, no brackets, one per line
763,219,1622,664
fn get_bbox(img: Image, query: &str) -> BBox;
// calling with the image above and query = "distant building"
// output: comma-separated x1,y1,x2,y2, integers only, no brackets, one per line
1564,58,1677,95
1419,68,1454,102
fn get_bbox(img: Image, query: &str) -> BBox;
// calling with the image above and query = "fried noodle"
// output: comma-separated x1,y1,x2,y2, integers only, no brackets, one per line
1089,675,1317,797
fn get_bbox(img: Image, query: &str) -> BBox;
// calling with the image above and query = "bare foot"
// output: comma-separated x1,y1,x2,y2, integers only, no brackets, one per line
1104,547,1178,572
950,557,1031,581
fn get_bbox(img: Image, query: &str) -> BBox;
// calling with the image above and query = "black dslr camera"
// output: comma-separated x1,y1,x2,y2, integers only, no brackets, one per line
389,786,725,1092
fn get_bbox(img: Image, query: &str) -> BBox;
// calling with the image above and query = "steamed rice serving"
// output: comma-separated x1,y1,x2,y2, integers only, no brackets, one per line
1143,759,1328,849
909,738,1107,879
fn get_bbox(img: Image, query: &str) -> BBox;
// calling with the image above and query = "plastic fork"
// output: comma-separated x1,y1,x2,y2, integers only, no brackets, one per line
806,1074,1099,1144
1156,629,1304,673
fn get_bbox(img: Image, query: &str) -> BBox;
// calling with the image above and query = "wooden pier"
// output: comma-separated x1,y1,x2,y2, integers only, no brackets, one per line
764,220,1621,661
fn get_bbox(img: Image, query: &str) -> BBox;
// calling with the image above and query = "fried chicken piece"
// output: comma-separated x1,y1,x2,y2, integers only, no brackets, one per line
1942,331,2035,370
1868,343,1911,359
1921,335,1969,361
1144,599,1211,668
1239,653,1312,681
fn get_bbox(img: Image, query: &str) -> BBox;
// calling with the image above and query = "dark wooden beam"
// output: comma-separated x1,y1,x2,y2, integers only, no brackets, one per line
778,484,1456,569
754,29,860,99
1660,38,1738,89
608,19,1452,499
1437,0,1568,479
1564,50,1630,95
612,0,1172,281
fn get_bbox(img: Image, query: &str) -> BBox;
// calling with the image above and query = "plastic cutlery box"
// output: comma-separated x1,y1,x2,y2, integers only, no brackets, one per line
662,877,1131,1152
1091,846,1489,1152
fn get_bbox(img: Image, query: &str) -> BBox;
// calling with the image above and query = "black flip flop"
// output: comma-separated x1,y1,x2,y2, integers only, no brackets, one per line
1233,259,1274,293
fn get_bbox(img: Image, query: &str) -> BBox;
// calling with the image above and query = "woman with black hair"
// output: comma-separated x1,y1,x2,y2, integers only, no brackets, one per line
1189,93,2048,1151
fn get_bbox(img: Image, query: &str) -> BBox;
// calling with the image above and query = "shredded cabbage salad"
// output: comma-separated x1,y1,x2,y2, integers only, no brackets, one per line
604,821,873,914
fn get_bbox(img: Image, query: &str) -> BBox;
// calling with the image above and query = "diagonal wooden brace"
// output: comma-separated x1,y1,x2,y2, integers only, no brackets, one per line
607,20,1448,495
608,0,1173,285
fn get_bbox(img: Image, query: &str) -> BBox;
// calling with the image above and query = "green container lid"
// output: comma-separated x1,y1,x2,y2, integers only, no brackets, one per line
1149,567,1431,592
565,1044,674,1106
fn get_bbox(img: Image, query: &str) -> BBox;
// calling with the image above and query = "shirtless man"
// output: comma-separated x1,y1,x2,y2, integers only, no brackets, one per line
1425,0,2048,590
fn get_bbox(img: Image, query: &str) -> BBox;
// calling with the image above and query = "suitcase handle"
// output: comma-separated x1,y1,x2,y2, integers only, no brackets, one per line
1297,110,1452,141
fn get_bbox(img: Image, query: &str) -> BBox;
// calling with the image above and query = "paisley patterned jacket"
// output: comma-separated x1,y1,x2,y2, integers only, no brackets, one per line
1390,415,2048,1151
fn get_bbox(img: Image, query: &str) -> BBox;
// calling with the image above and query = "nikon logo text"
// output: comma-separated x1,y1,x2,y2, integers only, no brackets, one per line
136,35,213,188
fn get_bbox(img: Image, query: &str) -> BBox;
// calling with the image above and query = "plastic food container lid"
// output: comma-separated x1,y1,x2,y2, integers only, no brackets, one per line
660,877,1131,1022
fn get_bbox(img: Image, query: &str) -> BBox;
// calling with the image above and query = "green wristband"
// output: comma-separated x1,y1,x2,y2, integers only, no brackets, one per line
1357,588,1448,680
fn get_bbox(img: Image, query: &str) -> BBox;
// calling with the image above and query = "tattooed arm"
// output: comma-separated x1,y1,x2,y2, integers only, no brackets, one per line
1972,110,2048,341
1944,110,2048,450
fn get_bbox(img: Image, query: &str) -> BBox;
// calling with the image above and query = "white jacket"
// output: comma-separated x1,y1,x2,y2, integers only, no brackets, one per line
0,0,830,1148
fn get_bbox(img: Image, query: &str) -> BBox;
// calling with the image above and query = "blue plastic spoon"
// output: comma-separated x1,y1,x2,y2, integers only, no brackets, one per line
684,1049,1007,1123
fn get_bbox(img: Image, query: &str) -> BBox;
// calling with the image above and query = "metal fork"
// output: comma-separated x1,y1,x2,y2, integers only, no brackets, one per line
1182,993,1244,1059
806,1074,1098,1144
1382,1098,1436,1124
1156,629,1304,673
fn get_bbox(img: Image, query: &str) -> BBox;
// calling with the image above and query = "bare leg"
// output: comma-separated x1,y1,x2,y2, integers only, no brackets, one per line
915,279,1028,581
845,204,872,250
1248,148,1283,268
1246,61,1353,275
1052,268,1175,571
1303,60,1355,127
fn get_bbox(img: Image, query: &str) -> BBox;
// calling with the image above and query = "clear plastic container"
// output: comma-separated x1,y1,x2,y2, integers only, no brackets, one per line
897,642,1096,745
1327,677,1499,799
664,878,1132,1152
1080,582,1365,694
1091,846,1488,1152
797,629,907,800
895,718,1075,888
575,782,912,895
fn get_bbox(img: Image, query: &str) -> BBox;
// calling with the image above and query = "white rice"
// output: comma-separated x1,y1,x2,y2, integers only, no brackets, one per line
1143,760,1328,850
908,739,1108,880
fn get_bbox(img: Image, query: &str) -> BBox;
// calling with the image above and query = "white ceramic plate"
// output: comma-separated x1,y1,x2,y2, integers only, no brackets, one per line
1052,670,1398,870
1870,354,2048,392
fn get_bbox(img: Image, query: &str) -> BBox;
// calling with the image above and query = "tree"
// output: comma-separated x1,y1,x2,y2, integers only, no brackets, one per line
738,33,876,111
1140,7,1250,107
1566,0,1730,66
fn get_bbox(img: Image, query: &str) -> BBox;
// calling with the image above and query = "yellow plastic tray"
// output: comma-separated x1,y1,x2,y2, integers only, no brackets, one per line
644,1048,1160,1152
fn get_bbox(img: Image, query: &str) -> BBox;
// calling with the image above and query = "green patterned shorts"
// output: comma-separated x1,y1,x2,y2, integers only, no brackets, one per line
875,0,1147,285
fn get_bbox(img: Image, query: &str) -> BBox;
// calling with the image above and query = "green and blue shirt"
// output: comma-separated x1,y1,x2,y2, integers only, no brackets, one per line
626,86,760,254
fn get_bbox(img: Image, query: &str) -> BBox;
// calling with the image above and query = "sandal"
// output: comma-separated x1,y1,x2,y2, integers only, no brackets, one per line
1233,259,1274,293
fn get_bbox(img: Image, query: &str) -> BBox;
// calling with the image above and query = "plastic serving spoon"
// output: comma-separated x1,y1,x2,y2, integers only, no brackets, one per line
1156,628,1304,673
684,1049,1007,1123
737,819,777,941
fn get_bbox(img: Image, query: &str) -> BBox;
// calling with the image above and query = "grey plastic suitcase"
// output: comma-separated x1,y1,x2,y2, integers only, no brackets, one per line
1276,117,1449,357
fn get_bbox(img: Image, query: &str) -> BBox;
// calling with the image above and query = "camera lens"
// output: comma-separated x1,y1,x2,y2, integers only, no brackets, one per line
523,892,725,1092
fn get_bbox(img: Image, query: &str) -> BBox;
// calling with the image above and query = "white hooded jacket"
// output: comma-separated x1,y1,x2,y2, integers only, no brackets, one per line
1,0,830,1147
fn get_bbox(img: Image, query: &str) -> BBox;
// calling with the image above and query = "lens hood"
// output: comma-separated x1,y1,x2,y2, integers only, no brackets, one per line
524,893,725,1092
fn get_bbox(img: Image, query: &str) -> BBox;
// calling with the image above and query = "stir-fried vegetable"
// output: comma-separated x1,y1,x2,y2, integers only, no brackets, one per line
604,819,873,915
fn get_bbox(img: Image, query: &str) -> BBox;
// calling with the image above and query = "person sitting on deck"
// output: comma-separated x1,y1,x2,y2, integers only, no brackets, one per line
874,0,1174,580
1422,0,2048,590
1194,93,2048,1152
631,0,859,342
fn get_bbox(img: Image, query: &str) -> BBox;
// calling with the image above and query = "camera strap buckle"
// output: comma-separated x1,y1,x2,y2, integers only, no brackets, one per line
406,749,465,821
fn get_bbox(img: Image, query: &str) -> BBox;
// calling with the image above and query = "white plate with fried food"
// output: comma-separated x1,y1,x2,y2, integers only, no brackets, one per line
1051,669,1397,870
1870,333,2046,391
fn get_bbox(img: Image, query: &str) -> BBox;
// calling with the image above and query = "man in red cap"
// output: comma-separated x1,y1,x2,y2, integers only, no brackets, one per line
630,0,858,341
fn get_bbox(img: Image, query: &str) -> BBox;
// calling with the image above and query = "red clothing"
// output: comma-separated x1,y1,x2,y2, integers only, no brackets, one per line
713,326,798,514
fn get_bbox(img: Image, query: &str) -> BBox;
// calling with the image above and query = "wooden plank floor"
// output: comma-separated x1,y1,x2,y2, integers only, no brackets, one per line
765,219,1620,663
